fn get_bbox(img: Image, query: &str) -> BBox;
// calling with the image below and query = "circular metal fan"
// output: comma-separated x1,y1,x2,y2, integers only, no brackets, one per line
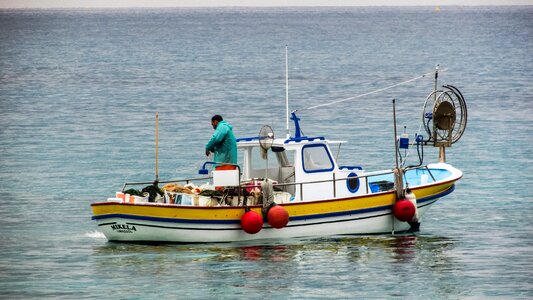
422,85,467,146
258,125,275,180
259,125,274,150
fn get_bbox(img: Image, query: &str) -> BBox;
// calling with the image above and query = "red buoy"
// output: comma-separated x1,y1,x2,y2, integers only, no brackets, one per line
241,210,263,234
393,199,416,222
267,205,289,229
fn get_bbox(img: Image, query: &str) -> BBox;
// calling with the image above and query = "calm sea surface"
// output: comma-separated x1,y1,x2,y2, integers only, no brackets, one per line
1,6,532,299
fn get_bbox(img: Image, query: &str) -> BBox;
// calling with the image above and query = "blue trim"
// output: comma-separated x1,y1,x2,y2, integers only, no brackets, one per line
339,166,363,170
236,136,259,142
120,222,242,231
346,172,360,193
291,111,304,138
92,185,455,225
92,214,241,224
285,136,325,144
301,144,335,173
416,184,455,204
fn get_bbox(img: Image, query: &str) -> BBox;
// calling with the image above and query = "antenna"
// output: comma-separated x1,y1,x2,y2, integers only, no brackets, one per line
285,45,290,139
155,112,159,182
434,64,439,107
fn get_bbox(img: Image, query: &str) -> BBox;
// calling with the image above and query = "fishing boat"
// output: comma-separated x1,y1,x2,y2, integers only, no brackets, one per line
91,61,467,243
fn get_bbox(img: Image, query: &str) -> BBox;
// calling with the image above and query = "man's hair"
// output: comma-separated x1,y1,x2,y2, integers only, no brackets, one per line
211,115,223,122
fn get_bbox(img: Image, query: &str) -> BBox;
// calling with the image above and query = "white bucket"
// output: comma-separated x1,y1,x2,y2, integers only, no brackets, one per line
192,195,200,206
212,169,240,186
199,196,211,206
206,198,219,207
133,195,149,203
229,196,239,206
273,192,292,204
179,194,193,205
420,174,429,185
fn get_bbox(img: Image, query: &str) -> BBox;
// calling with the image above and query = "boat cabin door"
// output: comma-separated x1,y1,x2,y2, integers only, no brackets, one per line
294,143,337,201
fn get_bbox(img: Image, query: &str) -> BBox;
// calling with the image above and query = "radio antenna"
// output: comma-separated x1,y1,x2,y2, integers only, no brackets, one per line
285,45,290,139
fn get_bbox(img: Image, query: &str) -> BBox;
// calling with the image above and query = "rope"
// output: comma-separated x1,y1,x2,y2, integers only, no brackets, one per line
401,79,445,167
401,119,425,168
292,67,447,167
300,69,446,111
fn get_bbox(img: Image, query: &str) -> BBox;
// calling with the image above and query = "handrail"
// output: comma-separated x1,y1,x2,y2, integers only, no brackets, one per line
120,164,437,199
121,176,211,192
271,165,436,201
424,165,437,182
242,164,435,189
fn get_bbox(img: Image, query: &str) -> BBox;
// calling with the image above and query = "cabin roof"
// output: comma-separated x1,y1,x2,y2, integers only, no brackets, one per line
236,136,346,149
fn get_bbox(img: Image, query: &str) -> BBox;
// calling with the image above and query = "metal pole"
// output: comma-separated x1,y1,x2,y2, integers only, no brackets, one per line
434,64,439,100
333,173,336,198
432,65,439,146
285,46,290,139
439,145,446,163
393,99,400,171
392,99,401,235
392,101,404,199
155,112,159,181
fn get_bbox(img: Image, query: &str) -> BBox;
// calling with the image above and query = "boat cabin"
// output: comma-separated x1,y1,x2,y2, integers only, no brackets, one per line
236,135,368,202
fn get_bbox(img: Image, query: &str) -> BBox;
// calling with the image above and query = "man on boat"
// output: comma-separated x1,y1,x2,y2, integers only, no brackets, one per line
205,115,237,166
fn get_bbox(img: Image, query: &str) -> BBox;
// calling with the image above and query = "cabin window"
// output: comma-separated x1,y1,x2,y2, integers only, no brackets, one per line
250,147,279,170
281,149,295,167
302,144,334,173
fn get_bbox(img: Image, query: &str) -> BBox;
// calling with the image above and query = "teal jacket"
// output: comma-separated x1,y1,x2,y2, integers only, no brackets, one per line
205,120,237,164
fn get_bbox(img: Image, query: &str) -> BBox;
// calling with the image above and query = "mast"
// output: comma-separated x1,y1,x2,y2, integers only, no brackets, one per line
155,112,159,182
285,45,290,139
434,64,446,162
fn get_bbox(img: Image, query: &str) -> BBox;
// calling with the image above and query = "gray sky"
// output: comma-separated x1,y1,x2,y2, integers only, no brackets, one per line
1,0,532,8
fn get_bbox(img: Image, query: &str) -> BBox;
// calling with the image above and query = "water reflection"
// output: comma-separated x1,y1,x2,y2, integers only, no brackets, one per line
89,235,459,299
91,234,458,265
240,245,289,262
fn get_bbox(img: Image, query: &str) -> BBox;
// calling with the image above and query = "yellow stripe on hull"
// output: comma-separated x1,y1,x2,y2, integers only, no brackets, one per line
92,180,455,221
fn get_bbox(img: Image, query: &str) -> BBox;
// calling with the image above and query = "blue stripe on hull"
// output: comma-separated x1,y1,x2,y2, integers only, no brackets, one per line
93,185,455,226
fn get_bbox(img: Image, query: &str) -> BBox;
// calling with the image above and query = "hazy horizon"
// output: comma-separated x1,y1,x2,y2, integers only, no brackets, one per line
1,0,532,9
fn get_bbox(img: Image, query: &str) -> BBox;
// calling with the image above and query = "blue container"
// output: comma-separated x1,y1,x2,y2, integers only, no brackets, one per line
399,136,409,149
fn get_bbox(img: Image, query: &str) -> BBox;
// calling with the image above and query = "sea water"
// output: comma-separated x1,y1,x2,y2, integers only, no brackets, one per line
0,6,532,298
